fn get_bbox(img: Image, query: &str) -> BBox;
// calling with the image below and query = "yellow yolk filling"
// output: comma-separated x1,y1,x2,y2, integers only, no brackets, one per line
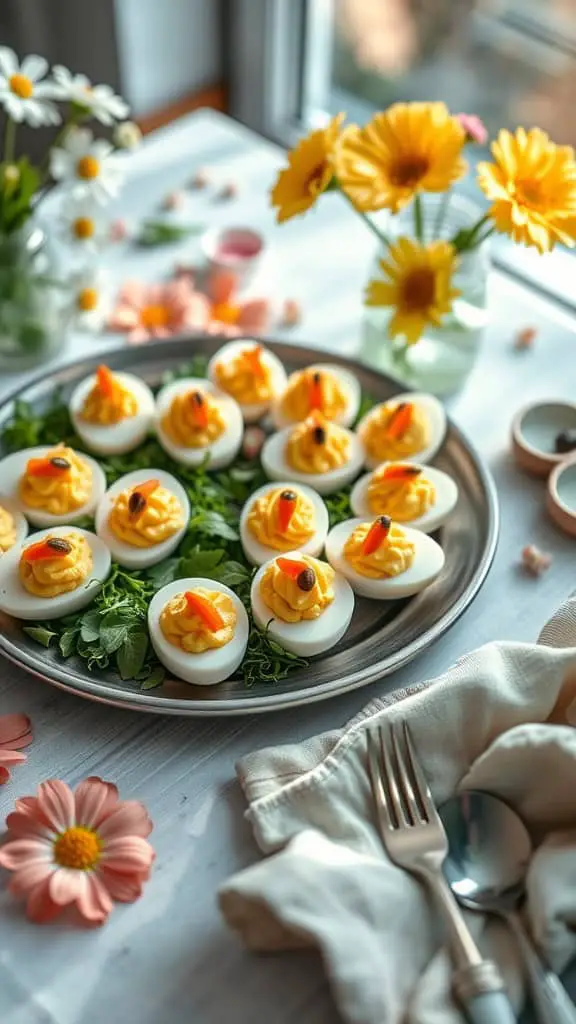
81,378,137,425
108,486,184,548
0,506,16,553
19,533,93,597
247,488,315,551
161,392,225,448
279,369,347,423
19,447,92,516
344,522,415,579
287,417,350,474
367,468,436,521
361,404,430,463
214,352,273,405
259,555,334,623
160,588,236,653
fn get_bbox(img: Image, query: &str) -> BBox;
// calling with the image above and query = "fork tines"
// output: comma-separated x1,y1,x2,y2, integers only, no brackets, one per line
367,720,439,830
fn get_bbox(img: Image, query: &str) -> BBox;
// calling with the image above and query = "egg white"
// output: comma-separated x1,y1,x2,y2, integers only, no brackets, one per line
0,446,107,528
155,377,243,469
240,482,329,566
95,469,190,570
261,425,364,496
207,339,288,422
349,463,458,534
271,364,361,429
0,526,111,620
69,372,155,455
325,518,445,599
148,577,249,686
0,495,28,553
356,392,447,471
250,550,355,656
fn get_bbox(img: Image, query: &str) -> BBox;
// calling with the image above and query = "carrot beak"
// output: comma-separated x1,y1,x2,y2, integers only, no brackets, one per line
277,490,297,533
308,371,323,412
382,463,421,482
242,344,266,378
23,537,72,561
276,556,309,580
128,479,160,520
188,390,209,429
26,455,71,478
385,402,414,439
362,516,392,555
184,590,225,632
96,364,119,400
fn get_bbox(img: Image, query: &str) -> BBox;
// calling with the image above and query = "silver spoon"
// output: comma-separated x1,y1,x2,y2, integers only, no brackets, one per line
440,790,576,1024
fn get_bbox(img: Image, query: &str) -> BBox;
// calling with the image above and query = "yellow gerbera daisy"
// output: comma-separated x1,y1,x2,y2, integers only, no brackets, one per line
334,102,467,214
365,237,460,346
270,114,344,223
477,127,576,254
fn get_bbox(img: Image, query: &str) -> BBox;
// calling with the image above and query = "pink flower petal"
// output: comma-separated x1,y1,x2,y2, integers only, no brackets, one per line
77,873,113,924
9,860,54,895
97,867,146,903
0,750,27,767
107,307,140,331
98,801,153,840
49,867,87,906
37,779,75,832
0,766,9,784
127,327,151,344
26,879,61,924
117,280,147,308
100,836,155,874
0,713,33,749
237,298,270,333
0,838,52,870
5,810,53,841
74,777,119,830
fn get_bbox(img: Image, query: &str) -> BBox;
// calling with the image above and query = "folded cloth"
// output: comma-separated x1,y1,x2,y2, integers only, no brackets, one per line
219,595,576,1024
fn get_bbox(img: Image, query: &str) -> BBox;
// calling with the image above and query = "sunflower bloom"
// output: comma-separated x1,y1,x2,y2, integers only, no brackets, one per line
477,128,576,254
335,102,467,214
270,114,344,223
365,237,460,345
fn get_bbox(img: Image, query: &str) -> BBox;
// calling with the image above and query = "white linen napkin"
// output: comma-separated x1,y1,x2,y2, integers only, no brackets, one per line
218,595,576,1024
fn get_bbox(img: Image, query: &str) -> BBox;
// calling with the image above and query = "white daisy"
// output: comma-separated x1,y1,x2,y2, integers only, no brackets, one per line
52,65,129,125
60,197,108,252
113,120,142,150
50,127,124,204
69,268,111,332
0,48,60,126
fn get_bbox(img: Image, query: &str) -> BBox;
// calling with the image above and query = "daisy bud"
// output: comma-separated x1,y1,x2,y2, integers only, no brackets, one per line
190,168,210,189
162,190,185,211
280,298,301,327
521,544,552,576
113,120,142,150
2,164,20,192
514,326,537,351
242,426,266,461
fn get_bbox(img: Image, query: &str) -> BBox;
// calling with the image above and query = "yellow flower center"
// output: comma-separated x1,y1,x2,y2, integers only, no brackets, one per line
306,163,329,197
140,304,169,329
514,178,543,209
9,73,33,99
77,287,99,311
401,267,436,312
390,156,429,188
73,216,95,240
53,826,101,870
77,156,100,180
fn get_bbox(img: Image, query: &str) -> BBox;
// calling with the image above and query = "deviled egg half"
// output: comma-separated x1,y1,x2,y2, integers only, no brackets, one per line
0,526,111,620
240,482,329,566
325,515,444,599
0,445,107,528
271,363,361,429
350,461,458,534
261,412,364,496
70,364,155,455
148,577,249,686
356,392,447,471
95,469,190,570
155,377,243,469
0,496,28,555
250,551,354,657
207,340,287,422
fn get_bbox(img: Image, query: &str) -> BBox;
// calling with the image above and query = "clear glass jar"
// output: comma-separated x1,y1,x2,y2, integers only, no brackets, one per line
0,225,67,371
360,195,491,395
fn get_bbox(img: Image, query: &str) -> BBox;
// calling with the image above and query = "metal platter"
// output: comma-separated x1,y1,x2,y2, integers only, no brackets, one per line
0,337,498,715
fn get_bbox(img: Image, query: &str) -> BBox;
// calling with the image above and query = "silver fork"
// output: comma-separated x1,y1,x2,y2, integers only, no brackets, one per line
367,720,517,1024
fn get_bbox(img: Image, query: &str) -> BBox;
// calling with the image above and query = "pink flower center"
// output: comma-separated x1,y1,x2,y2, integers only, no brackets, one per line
53,826,101,870
140,303,169,329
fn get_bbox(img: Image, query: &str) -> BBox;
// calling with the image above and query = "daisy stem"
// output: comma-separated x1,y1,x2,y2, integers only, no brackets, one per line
432,191,451,239
413,195,424,242
339,188,390,248
474,225,496,247
3,117,16,163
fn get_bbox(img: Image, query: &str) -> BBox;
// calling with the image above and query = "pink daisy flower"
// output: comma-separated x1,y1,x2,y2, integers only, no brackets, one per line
0,713,33,784
0,777,154,925
108,278,211,344
455,113,488,145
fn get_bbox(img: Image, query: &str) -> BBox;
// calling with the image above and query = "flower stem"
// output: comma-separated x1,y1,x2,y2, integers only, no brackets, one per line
432,191,451,239
474,225,496,247
414,195,424,242
339,187,390,248
3,117,16,163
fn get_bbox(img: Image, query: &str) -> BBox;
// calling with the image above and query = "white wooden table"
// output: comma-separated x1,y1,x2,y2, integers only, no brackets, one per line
1,110,575,1024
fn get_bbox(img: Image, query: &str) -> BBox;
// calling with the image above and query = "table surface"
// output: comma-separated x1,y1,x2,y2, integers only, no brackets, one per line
1,110,575,1024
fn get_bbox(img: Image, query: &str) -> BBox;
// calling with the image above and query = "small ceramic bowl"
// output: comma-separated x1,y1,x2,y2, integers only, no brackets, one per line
201,226,264,290
547,455,576,537
511,400,576,477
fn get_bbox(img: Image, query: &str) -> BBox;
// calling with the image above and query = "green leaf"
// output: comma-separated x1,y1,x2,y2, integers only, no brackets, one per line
116,627,148,680
146,557,179,588
134,220,205,248
191,510,238,541
59,630,78,657
80,609,101,642
179,545,224,578
216,560,251,587
140,665,165,690
99,609,133,653
23,625,57,648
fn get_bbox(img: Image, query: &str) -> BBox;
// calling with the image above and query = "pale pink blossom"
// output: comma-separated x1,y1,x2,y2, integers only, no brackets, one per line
0,777,154,925
109,217,129,242
0,714,32,784
108,279,211,344
455,113,488,145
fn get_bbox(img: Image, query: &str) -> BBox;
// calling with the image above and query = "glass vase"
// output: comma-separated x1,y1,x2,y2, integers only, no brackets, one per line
0,224,67,371
360,195,491,396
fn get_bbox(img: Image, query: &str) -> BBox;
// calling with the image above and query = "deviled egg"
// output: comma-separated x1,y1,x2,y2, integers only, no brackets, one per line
155,377,243,469
70,364,155,455
148,577,249,686
261,412,364,496
0,526,111,620
350,461,458,534
0,496,28,554
250,551,354,656
356,393,447,471
240,482,329,566
207,340,287,422
271,364,361,429
325,515,445,599
0,445,106,528
95,469,190,570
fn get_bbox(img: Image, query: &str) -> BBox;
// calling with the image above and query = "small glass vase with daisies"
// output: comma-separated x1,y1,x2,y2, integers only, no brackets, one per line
0,47,139,370
270,103,576,395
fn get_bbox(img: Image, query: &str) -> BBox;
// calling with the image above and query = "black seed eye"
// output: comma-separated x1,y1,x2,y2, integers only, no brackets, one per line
377,515,392,530
50,457,70,470
296,567,316,591
312,371,321,384
128,491,147,517
280,489,297,502
46,537,71,554
312,426,325,444
193,391,204,406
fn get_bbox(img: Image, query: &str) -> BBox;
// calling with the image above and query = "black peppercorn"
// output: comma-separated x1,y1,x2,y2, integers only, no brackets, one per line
280,489,297,502
128,491,147,518
46,537,72,554
555,429,576,454
296,567,316,591
50,457,71,470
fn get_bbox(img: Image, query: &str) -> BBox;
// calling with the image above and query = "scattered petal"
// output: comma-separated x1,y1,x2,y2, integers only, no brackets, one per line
189,168,210,189
109,217,129,242
280,298,301,327
521,544,552,576
162,190,185,211
242,425,266,460
514,326,537,351
217,182,238,201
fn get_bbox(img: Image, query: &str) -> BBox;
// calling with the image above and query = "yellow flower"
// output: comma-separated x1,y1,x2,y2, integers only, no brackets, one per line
365,237,460,345
477,128,576,254
270,114,344,223
335,102,467,214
